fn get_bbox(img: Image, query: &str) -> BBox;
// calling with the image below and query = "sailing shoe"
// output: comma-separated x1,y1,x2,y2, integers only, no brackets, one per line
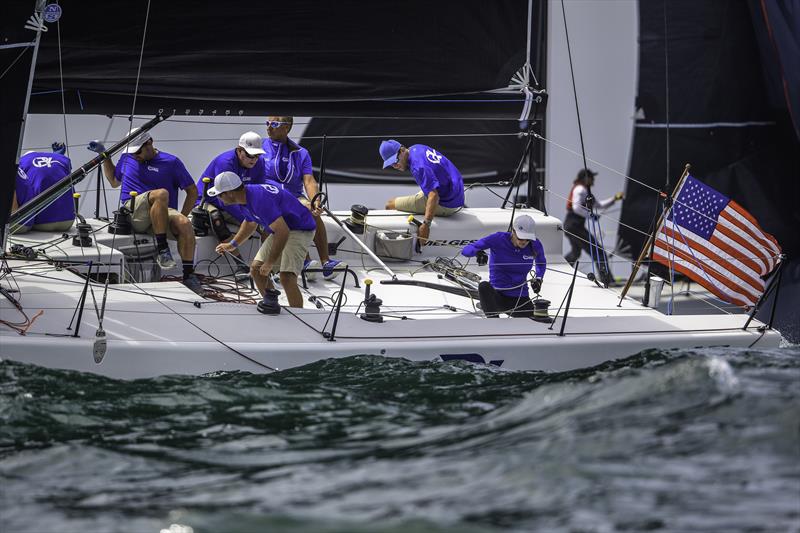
182,273,204,295
257,288,281,315
322,259,346,281
303,259,319,281
156,248,177,270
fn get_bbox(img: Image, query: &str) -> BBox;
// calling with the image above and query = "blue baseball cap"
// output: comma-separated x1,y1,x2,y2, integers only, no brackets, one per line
379,139,401,169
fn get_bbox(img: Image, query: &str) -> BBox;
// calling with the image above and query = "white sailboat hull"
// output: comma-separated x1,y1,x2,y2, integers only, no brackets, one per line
1,208,782,378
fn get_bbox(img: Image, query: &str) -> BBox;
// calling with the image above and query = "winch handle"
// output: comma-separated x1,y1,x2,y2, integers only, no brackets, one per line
128,191,138,217
72,192,87,225
200,177,211,208
310,191,328,211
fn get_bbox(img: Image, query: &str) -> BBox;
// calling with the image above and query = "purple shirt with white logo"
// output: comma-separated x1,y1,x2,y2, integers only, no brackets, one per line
15,152,74,225
196,149,268,210
232,182,316,232
260,137,314,198
115,151,194,209
408,144,464,209
462,232,546,298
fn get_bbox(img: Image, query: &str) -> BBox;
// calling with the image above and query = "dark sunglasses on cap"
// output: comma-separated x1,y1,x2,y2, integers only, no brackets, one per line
266,120,289,129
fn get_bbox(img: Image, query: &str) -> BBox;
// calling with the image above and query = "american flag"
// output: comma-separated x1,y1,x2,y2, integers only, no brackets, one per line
653,175,781,307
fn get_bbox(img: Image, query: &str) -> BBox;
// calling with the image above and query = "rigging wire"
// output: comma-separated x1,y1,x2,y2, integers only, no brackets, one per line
128,0,152,130
56,10,70,158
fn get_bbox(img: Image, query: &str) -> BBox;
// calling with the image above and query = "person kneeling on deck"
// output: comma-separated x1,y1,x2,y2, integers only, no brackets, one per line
12,146,75,234
193,131,269,274
209,172,316,314
93,128,202,294
461,215,546,318
379,140,464,243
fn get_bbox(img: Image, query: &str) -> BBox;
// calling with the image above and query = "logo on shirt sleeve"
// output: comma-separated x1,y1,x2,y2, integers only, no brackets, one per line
264,183,279,194
425,149,442,164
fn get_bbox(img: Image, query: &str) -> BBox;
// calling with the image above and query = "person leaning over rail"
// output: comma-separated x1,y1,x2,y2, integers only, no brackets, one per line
210,172,316,314
192,131,269,272
564,168,623,285
262,116,344,280
90,128,202,294
379,139,465,243
11,145,75,234
461,215,546,318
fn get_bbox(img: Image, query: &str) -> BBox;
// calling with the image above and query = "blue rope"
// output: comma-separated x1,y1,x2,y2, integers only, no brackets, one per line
592,214,610,281
586,215,599,279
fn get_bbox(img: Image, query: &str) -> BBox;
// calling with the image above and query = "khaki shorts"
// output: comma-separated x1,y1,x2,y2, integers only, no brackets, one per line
123,190,180,239
253,230,314,275
394,191,461,217
14,219,74,234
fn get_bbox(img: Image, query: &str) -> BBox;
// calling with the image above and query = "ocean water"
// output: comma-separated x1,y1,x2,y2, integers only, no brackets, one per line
1,347,798,533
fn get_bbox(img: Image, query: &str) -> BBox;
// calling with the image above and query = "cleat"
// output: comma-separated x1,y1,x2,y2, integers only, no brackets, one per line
156,248,177,269
182,274,204,295
322,259,346,281
303,259,319,281
257,288,281,315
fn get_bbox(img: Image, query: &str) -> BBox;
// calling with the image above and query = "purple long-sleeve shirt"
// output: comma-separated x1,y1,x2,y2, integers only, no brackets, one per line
462,231,546,298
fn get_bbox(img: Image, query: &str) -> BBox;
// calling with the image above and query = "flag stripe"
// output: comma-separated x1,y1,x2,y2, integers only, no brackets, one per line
715,219,771,274
653,239,759,304
710,233,766,277
718,209,775,267
655,234,761,302
653,250,750,307
719,208,777,270
659,224,764,293
729,201,781,252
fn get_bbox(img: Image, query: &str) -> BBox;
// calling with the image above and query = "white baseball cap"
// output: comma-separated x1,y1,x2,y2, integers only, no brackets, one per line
512,215,537,240
124,127,152,153
238,131,266,156
207,171,243,197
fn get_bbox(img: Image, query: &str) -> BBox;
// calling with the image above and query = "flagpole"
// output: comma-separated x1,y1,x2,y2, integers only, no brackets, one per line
617,163,691,305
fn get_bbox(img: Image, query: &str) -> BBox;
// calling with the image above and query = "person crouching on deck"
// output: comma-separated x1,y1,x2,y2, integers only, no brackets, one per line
461,215,547,318
12,147,75,234
379,139,464,243
209,172,316,314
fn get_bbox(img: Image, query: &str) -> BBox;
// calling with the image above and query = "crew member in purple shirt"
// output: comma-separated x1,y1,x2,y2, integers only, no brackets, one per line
94,128,201,293
192,131,269,271
195,131,268,219
12,150,75,233
262,116,344,280
380,139,465,243
210,172,316,313
461,215,547,318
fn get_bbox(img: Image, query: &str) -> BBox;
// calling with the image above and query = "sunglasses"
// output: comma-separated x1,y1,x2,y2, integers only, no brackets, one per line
266,121,289,129
239,149,259,160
